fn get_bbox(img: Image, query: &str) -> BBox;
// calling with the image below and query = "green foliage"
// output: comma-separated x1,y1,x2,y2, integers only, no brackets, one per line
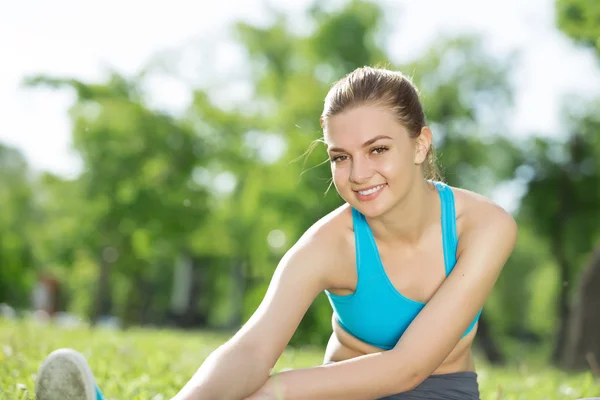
517,100,600,293
0,145,36,305
21,73,211,324
556,0,600,56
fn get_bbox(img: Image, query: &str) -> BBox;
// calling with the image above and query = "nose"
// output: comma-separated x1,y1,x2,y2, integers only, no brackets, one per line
349,156,373,184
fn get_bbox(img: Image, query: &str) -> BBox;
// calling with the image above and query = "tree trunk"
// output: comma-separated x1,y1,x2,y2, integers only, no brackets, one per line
475,312,505,364
182,257,203,327
551,253,571,364
91,247,113,324
138,278,155,325
563,247,600,371
192,256,209,327
229,259,246,329
550,169,573,365
170,254,193,325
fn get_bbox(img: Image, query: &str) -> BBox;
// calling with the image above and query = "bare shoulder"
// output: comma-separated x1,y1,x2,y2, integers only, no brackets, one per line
297,202,352,247
449,185,518,255
289,203,354,286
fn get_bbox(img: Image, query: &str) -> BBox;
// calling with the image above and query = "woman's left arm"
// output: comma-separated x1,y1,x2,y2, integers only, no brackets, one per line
247,203,518,400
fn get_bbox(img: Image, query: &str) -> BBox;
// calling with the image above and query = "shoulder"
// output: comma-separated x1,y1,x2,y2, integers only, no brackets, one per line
449,185,518,258
296,202,352,248
282,203,354,285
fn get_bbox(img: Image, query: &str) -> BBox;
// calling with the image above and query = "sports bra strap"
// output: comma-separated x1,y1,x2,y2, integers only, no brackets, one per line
351,207,381,282
433,181,459,276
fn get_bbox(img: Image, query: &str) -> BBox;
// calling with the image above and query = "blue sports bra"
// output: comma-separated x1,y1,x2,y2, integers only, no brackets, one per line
324,181,481,350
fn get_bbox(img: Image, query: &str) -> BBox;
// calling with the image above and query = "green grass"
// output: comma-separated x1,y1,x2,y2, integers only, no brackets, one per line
1,318,599,400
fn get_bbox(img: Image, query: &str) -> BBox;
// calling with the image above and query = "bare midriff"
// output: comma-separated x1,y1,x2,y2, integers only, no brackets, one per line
323,315,477,375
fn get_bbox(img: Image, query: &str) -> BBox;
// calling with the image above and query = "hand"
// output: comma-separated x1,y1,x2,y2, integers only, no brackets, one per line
244,375,286,400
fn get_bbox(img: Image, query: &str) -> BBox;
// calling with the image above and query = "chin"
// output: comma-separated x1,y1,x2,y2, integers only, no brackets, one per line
355,203,391,219
345,194,394,219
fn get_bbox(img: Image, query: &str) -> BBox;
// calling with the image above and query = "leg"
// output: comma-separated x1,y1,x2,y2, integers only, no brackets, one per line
35,348,104,400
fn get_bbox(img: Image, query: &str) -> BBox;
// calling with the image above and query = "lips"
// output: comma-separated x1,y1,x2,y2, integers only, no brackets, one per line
353,183,387,201
353,184,386,195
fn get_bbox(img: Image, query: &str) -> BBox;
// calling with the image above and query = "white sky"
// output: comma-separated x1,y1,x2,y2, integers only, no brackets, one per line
1,0,599,185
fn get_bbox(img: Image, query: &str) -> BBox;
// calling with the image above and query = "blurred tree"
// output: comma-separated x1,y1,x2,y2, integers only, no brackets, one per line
182,91,274,328
28,172,92,314
517,100,600,365
0,144,36,306
556,0,600,56
564,248,600,370
23,72,210,326
541,0,600,368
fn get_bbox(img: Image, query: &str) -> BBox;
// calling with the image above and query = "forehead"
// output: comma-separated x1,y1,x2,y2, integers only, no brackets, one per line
324,106,406,148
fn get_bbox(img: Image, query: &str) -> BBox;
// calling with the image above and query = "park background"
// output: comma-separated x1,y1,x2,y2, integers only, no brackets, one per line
1,0,600,398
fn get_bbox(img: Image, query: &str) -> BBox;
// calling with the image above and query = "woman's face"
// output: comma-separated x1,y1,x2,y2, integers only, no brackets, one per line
325,105,424,218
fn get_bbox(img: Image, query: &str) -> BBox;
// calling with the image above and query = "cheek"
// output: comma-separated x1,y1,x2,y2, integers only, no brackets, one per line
331,164,348,186
377,154,405,177
376,151,415,185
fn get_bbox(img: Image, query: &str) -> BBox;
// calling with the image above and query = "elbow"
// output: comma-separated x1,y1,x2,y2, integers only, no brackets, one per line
406,371,427,392
378,352,428,395
387,368,427,394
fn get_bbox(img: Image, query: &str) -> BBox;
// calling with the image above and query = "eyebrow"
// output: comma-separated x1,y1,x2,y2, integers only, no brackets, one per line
327,135,393,153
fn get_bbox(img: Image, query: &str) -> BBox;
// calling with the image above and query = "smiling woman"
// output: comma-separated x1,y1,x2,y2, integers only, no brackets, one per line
34,67,517,400
321,68,439,220
327,133,396,203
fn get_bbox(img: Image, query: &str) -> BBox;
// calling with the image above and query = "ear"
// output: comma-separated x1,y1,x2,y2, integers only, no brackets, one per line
414,126,432,165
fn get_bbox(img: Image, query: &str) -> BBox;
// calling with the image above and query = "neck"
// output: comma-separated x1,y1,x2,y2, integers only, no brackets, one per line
366,179,439,245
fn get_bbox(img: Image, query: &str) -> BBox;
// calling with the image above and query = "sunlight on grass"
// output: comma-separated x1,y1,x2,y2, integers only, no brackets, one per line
1,318,599,399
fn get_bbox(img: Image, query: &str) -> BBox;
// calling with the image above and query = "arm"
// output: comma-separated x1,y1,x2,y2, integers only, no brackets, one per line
171,221,336,400
255,204,517,400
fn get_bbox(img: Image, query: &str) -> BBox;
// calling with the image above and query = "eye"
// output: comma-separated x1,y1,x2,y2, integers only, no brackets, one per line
371,146,389,155
330,154,348,163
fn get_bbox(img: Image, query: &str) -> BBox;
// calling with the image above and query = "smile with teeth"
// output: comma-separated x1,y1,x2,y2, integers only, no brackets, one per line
357,184,386,195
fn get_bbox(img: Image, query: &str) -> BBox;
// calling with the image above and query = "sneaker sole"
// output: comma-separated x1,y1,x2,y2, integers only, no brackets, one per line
35,348,97,400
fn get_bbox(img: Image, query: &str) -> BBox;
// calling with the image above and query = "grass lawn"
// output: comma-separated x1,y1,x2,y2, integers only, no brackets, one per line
1,318,599,399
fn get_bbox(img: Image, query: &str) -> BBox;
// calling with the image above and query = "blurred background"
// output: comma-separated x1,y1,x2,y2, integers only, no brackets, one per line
1,0,599,374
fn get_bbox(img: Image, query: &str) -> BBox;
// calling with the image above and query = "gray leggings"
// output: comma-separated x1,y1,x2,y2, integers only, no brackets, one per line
379,371,480,400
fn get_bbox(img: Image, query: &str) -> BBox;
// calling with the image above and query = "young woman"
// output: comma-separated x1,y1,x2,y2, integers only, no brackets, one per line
35,66,518,400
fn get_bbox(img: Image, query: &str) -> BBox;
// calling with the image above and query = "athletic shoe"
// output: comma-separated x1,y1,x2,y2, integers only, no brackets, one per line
35,348,105,400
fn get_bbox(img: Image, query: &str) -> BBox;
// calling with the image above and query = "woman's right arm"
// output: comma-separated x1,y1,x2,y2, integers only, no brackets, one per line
172,220,338,400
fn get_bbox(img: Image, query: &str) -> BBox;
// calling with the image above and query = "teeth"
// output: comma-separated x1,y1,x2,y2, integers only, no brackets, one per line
359,185,384,195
